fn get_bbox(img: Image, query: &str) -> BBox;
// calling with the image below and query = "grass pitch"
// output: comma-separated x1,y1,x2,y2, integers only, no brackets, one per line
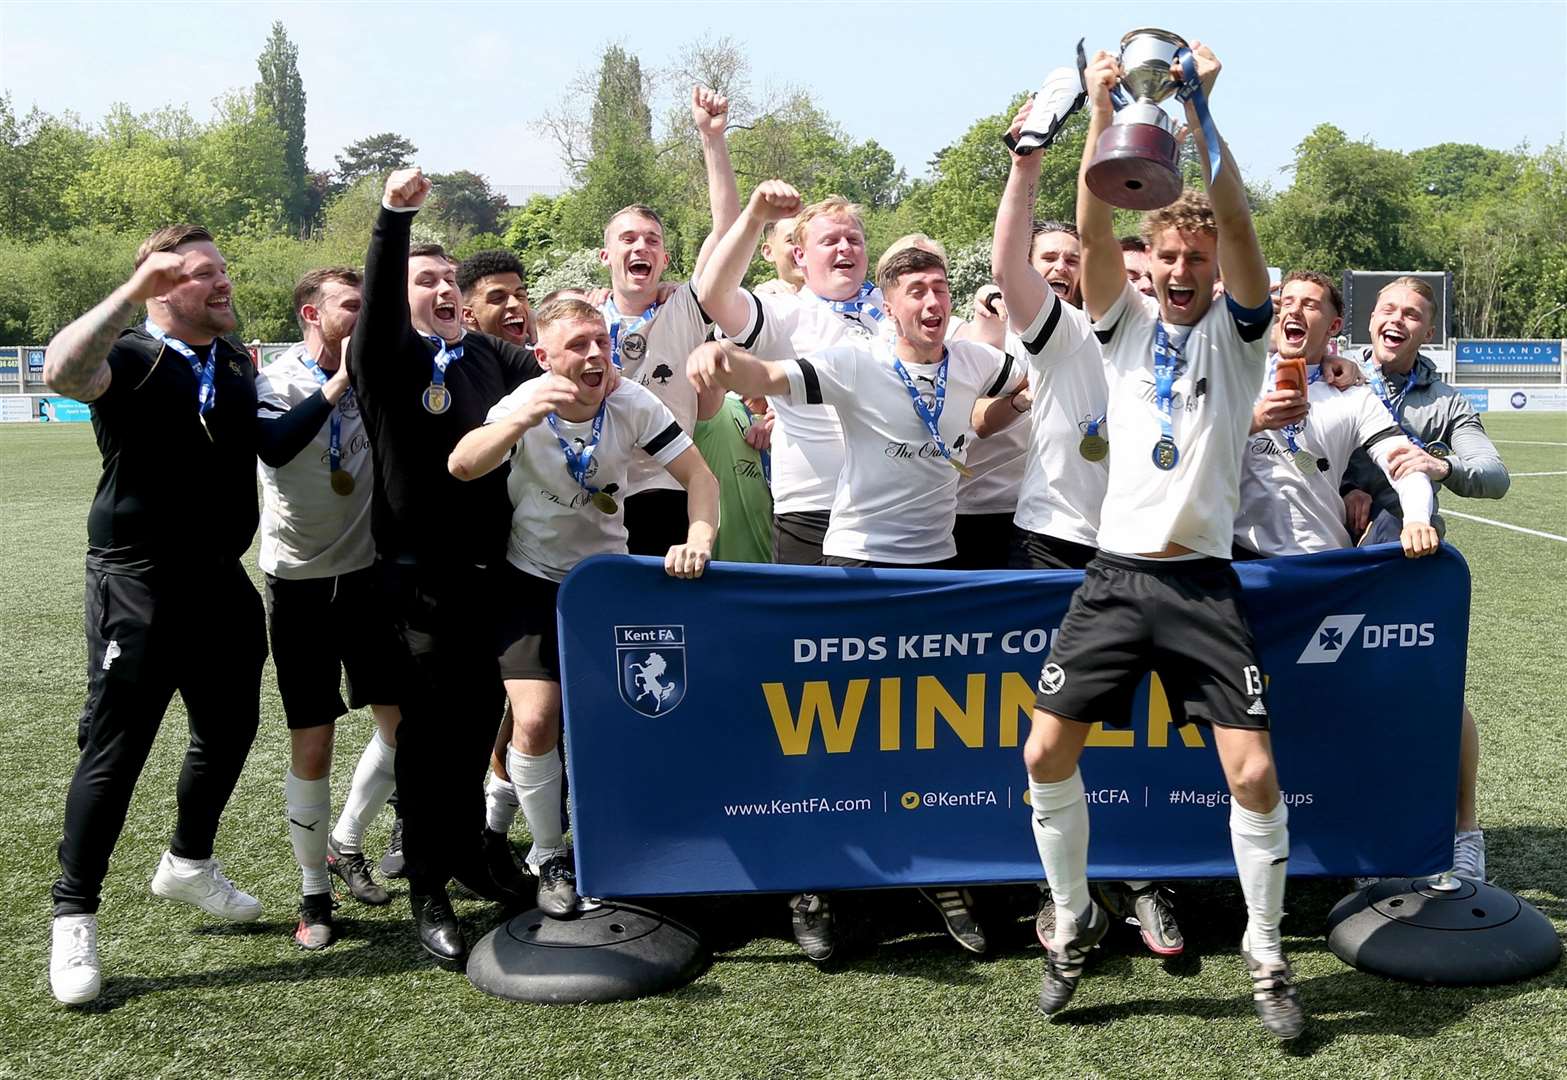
1,413,1563,1080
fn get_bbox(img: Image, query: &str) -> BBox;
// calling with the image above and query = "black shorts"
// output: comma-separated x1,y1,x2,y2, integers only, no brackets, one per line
265,567,399,729
625,488,688,557
1008,527,1099,571
773,510,829,566
952,512,1015,570
496,564,561,682
821,555,962,571
1034,553,1270,731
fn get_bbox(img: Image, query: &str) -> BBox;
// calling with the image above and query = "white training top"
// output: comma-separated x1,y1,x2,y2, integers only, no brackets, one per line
781,338,1016,564
1094,280,1271,559
1010,291,1112,545
487,379,691,582
600,282,711,497
955,330,1031,516
1235,364,1430,555
725,286,887,515
255,343,374,579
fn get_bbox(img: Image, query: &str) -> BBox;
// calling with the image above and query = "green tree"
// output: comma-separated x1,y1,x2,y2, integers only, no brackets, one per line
334,132,418,188
426,170,510,245
0,96,93,240
255,21,310,229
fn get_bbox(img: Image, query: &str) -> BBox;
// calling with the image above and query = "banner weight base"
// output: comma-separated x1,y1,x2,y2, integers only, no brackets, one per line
467,902,708,1003
1326,876,1560,985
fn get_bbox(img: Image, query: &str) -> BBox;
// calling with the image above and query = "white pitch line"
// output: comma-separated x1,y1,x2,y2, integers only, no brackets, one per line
1510,471,1567,477
1492,440,1567,447
1444,510,1567,544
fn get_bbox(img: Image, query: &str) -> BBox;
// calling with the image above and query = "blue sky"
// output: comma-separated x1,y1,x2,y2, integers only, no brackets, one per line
2,1,1563,194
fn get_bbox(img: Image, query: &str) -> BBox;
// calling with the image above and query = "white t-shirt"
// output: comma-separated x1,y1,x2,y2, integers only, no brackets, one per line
488,380,691,582
781,339,1016,564
725,286,886,515
600,283,711,497
1094,280,1271,559
956,331,1030,516
255,343,374,579
1235,366,1417,555
1010,293,1112,545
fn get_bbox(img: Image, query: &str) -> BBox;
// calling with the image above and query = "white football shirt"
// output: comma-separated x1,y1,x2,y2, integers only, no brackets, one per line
1094,280,1271,559
1010,292,1111,545
725,286,886,514
956,331,1030,516
781,338,1016,563
1235,366,1424,555
487,380,691,582
600,282,711,497
255,343,375,579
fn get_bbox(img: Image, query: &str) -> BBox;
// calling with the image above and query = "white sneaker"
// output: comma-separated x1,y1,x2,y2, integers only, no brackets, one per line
50,914,101,1005
150,851,262,921
1453,830,1486,882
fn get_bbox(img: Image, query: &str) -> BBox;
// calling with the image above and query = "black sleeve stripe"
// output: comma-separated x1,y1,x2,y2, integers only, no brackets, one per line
692,292,715,327
642,421,684,456
1236,319,1270,343
1362,424,1404,451
737,290,765,350
1023,296,1063,354
796,358,824,404
983,352,1017,398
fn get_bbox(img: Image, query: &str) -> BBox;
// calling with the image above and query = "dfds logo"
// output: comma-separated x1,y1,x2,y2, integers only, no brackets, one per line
1297,613,1435,664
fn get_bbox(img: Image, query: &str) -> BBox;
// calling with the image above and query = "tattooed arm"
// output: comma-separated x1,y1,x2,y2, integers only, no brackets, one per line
44,251,187,402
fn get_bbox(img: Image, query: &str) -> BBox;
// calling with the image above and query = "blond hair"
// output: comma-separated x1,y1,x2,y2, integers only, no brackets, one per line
1377,275,1436,315
535,297,603,337
1140,190,1216,248
790,196,865,247
875,233,948,282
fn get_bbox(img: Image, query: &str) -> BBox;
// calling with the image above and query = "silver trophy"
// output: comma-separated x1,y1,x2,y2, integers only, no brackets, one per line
1085,28,1189,210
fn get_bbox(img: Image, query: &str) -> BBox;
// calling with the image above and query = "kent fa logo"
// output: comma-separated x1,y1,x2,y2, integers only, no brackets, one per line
616,625,687,717
1296,614,1366,664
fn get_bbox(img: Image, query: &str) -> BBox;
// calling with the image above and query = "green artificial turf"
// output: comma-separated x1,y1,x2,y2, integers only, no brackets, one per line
1,414,1563,1080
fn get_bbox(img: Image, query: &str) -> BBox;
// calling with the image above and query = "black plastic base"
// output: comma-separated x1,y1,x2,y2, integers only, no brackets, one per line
467,903,707,1003
1326,877,1561,985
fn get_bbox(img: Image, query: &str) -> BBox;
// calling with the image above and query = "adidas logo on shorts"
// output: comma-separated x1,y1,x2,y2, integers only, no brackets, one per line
1246,698,1267,717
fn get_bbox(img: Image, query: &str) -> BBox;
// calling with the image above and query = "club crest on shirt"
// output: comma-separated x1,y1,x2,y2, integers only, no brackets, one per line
616,625,687,717
338,388,360,419
621,332,648,364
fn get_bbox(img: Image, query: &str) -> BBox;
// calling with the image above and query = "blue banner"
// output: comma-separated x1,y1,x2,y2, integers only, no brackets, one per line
37,397,93,423
559,546,1469,897
1455,339,1561,365
1458,387,1490,413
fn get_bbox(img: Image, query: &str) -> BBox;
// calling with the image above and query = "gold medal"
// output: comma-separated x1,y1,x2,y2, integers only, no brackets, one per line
330,469,355,496
590,491,618,514
422,384,450,414
949,457,975,479
1152,437,1179,471
1292,449,1317,471
1426,440,1450,459
1079,434,1109,462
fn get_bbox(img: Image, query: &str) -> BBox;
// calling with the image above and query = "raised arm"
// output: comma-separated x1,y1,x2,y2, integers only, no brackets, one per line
1180,44,1268,310
995,102,1051,332
663,446,719,579
350,169,429,391
43,252,186,402
687,340,795,399
447,374,579,481
695,181,802,337
691,86,740,283
1076,52,1128,321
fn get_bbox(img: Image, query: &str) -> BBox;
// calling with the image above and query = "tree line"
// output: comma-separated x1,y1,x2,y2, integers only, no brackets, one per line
1,25,1562,345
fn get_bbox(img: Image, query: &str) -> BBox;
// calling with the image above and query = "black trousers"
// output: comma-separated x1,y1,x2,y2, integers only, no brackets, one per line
53,561,267,916
624,488,689,557
377,559,504,894
952,512,1016,570
773,510,830,566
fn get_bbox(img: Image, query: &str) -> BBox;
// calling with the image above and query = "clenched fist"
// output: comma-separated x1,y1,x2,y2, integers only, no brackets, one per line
125,252,190,303
748,180,802,223
384,167,432,210
692,85,729,138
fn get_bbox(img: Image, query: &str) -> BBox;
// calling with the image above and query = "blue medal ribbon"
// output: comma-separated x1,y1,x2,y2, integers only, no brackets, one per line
144,319,216,419
1357,348,1429,451
1150,321,1181,470
816,282,883,325
547,403,608,500
427,333,464,393
1083,413,1107,438
1174,50,1224,185
299,353,344,478
604,297,660,371
891,349,961,468
738,398,771,486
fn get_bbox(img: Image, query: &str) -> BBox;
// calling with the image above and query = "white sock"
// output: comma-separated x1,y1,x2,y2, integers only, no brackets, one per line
1231,799,1289,964
330,732,396,854
167,852,208,871
485,767,520,833
508,746,565,871
285,770,332,895
1029,770,1090,931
